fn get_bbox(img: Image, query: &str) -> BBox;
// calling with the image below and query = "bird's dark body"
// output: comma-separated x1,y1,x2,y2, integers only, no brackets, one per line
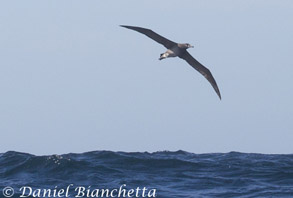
120,25,221,99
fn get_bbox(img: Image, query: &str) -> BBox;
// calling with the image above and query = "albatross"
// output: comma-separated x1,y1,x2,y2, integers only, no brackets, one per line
120,25,221,100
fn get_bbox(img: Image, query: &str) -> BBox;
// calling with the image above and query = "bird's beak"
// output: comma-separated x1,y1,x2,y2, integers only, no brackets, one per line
190,45,194,48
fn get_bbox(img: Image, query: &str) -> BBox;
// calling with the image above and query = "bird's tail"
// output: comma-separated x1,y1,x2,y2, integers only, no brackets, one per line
159,53,166,60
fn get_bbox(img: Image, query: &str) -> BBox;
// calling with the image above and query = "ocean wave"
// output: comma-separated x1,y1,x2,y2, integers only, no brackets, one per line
1,151,293,197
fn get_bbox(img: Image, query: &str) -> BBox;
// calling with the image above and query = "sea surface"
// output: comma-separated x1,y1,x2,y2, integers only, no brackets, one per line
1,150,293,198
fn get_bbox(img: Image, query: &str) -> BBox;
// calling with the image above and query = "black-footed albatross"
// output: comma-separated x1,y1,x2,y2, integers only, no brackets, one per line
120,25,221,100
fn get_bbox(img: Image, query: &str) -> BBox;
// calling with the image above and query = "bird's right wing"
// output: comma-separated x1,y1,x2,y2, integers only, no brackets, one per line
179,51,222,99
120,25,177,49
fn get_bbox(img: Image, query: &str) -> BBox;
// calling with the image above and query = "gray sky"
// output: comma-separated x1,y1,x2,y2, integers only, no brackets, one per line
1,1,292,155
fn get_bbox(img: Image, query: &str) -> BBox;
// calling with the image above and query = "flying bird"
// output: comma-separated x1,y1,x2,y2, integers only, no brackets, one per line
120,25,221,100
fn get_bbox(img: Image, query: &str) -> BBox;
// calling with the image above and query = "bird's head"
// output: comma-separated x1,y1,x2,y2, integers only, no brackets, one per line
180,43,194,49
186,43,194,48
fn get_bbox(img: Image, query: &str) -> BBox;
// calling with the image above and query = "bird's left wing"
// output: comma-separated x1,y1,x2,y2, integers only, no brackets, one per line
179,51,221,99
120,25,177,49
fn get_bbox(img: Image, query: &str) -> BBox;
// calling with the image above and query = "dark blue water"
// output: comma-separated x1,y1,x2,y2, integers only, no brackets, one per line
1,151,293,198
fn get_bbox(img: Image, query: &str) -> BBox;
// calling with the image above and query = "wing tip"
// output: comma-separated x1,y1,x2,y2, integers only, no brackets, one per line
215,88,222,100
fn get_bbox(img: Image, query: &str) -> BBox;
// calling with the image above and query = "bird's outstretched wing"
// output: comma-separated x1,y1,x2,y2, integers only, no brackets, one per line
179,51,221,99
120,25,177,49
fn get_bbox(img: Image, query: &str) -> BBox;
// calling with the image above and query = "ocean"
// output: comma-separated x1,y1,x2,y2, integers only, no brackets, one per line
1,150,293,198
